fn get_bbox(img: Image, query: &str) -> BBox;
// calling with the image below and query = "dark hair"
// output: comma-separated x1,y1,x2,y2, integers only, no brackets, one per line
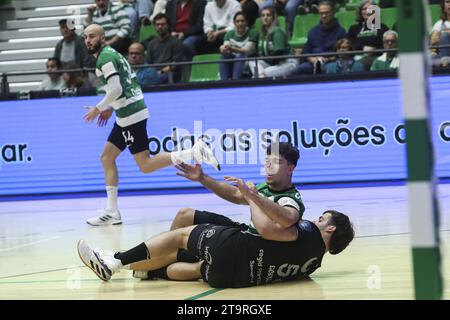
153,13,170,25
441,0,449,21
326,210,354,255
58,19,76,30
334,38,353,51
356,0,375,23
266,142,300,167
318,0,336,12
47,57,62,69
233,11,247,22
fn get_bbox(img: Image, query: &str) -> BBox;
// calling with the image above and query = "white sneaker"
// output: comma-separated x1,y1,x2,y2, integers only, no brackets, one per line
133,270,150,280
192,139,221,171
77,240,122,281
86,209,122,226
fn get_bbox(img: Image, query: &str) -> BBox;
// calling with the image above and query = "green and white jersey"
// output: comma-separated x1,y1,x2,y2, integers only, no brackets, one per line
96,45,148,127
247,182,305,235
224,28,259,56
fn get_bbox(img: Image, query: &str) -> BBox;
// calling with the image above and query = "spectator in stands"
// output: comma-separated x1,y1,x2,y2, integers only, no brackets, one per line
54,19,95,69
291,0,346,75
346,0,389,70
261,0,301,32
151,0,169,22
240,0,260,28
324,38,364,74
128,41,162,85
147,13,184,83
198,0,241,54
248,7,297,78
430,0,450,64
219,12,258,80
40,58,67,91
297,0,319,14
297,0,346,14
62,62,93,90
370,30,399,71
166,0,207,61
85,0,133,55
120,0,154,36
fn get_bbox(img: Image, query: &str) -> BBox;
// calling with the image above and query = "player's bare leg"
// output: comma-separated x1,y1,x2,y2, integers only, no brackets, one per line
102,142,122,186
170,207,196,230
141,139,223,172
166,261,203,281
133,150,173,173
87,142,122,226
134,139,221,173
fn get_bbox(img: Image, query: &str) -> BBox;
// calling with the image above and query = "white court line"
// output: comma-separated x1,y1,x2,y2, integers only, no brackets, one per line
0,236,43,240
0,236,62,252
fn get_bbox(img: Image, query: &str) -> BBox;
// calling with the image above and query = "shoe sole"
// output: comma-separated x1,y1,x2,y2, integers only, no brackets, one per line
77,240,111,281
86,221,122,226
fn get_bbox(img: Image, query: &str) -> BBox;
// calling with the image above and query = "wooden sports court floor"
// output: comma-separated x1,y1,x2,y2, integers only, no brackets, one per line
1,184,449,300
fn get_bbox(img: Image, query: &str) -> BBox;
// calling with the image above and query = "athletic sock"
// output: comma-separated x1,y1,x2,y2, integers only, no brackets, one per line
114,243,150,266
148,267,169,280
106,185,118,212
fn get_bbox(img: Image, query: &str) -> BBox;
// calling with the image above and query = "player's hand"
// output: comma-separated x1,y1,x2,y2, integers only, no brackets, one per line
97,108,113,127
175,162,204,182
224,176,256,198
246,181,257,193
83,106,100,123
206,31,216,42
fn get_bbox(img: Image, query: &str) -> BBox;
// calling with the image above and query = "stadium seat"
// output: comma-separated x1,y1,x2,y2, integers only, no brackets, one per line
345,0,361,11
381,7,398,29
429,4,441,26
289,14,319,48
189,54,221,82
336,11,355,32
139,24,157,42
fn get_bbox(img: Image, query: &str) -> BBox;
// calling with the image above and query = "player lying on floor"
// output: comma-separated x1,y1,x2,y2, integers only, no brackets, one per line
77,176,354,288
129,141,307,280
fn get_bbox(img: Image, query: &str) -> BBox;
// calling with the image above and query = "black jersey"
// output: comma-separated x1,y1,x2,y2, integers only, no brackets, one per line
187,220,326,288
235,220,326,287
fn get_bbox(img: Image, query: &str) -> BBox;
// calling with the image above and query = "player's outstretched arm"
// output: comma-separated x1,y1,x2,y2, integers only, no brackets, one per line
175,163,248,205
224,176,299,228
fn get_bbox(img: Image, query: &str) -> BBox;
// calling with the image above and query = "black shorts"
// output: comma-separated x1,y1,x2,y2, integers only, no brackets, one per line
187,224,242,288
107,119,149,154
193,210,246,229
177,211,246,264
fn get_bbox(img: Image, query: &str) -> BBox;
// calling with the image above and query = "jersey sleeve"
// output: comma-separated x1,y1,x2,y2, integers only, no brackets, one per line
224,30,232,42
271,27,288,54
249,29,259,43
98,53,120,81
277,196,301,211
